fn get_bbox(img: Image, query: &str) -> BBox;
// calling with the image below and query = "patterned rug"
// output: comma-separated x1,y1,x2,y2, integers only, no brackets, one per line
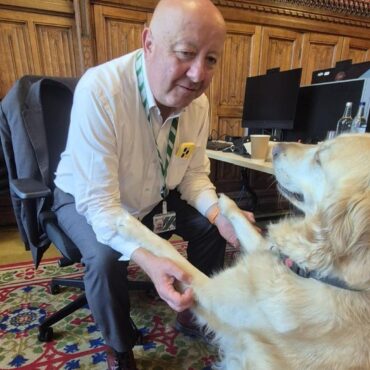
0,241,240,370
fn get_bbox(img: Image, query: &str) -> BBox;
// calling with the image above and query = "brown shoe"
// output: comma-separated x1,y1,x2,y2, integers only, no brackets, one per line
106,347,137,370
175,309,215,344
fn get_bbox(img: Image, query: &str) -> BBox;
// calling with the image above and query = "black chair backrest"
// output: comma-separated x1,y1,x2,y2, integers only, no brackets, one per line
41,80,74,189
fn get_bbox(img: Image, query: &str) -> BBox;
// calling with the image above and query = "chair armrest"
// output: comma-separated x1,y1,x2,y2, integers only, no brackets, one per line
10,178,52,200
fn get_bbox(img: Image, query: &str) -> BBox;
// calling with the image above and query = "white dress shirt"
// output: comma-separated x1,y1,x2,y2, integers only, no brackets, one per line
55,49,218,260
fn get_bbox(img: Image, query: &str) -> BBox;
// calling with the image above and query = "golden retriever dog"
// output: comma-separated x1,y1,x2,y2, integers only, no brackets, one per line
118,133,370,369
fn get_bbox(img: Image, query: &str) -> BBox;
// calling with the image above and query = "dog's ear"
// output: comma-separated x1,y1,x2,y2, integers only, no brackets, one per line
321,190,370,288
323,190,370,252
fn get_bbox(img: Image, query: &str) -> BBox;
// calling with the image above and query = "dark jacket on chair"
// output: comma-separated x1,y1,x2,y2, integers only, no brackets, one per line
0,76,78,267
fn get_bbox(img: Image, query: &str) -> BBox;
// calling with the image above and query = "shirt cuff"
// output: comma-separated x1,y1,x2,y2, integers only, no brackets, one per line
195,189,219,216
109,234,140,261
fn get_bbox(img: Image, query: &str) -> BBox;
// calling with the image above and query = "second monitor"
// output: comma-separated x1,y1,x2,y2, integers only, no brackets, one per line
241,68,302,131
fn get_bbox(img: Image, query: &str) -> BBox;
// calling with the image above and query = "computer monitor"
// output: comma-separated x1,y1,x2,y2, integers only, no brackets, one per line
241,68,302,131
285,78,370,144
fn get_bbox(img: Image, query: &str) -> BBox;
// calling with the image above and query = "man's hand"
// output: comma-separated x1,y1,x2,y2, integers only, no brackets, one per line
213,208,259,248
131,248,194,312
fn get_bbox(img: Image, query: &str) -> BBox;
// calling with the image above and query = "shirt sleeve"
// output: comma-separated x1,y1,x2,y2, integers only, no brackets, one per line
177,99,219,216
66,82,144,260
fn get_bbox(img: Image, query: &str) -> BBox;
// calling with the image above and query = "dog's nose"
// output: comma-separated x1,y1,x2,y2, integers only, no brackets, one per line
272,144,284,160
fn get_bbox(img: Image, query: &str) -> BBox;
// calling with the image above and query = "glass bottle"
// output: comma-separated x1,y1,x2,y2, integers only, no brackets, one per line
336,102,353,135
351,102,367,133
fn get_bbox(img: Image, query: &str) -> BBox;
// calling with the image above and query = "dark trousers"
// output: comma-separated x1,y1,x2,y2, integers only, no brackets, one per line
53,187,225,353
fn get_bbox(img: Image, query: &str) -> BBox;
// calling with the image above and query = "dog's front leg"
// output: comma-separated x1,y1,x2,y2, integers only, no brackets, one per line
117,213,209,287
218,194,268,253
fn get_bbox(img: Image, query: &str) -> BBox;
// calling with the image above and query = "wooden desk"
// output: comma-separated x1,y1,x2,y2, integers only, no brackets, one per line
206,149,274,175
206,149,288,219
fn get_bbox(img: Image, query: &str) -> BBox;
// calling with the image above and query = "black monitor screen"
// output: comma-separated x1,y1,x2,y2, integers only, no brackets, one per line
242,68,302,130
285,79,364,143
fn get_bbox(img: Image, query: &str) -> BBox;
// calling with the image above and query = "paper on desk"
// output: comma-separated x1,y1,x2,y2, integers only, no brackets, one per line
243,142,251,154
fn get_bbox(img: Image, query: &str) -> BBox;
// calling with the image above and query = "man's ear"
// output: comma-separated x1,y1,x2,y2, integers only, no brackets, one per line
142,27,153,54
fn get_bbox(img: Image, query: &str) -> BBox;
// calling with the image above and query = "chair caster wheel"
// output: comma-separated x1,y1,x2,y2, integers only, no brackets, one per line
38,327,54,342
50,284,60,295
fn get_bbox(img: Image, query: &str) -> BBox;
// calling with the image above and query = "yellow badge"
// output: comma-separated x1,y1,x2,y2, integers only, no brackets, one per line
176,142,195,159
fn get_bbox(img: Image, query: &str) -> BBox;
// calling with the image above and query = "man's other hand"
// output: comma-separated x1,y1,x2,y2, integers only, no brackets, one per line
131,248,194,312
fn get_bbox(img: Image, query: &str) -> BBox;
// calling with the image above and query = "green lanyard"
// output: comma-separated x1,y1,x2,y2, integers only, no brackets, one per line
135,51,178,198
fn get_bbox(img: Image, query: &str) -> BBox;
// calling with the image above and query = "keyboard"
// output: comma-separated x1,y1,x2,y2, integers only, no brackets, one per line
206,140,233,151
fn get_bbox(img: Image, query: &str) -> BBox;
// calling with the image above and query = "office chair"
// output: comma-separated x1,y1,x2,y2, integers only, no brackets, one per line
0,76,152,343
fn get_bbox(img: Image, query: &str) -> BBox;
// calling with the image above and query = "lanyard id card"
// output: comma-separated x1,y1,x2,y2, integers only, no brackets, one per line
153,201,176,234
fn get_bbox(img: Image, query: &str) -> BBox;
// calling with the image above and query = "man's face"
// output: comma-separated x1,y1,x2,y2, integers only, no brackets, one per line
143,16,225,114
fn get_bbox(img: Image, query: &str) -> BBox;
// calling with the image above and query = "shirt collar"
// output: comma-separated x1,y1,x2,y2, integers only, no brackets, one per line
141,52,157,112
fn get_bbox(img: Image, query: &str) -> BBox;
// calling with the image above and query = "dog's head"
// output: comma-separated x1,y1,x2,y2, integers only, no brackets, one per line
272,134,370,289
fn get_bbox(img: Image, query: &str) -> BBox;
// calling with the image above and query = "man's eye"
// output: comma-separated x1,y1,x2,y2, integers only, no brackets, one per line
175,51,195,60
206,56,218,66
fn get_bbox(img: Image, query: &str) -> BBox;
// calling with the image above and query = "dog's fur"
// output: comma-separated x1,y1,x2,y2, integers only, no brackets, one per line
118,133,370,369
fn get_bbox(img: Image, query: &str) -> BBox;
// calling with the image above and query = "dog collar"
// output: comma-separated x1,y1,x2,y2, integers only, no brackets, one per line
276,251,359,291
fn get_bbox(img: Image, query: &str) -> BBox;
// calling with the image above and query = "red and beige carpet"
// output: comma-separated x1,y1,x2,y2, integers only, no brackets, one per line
0,241,239,370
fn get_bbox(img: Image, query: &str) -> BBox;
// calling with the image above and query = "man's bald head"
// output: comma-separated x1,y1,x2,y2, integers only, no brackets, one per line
150,0,226,42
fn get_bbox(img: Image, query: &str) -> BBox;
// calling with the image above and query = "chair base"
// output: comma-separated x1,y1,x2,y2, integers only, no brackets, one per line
39,281,87,342
38,276,154,342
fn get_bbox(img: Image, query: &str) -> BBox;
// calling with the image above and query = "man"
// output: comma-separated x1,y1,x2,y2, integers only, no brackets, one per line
53,0,254,368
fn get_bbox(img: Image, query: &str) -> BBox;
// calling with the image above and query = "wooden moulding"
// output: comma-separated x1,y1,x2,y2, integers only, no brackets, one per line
213,0,370,29
0,0,74,15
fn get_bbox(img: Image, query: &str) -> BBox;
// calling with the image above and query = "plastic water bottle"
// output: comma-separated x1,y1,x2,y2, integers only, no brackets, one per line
336,102,353,135
351,102,367,133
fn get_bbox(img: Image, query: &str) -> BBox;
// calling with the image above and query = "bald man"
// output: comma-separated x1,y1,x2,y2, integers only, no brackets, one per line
53,0,253,368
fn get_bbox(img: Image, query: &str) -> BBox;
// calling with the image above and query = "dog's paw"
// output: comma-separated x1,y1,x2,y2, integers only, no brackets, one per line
218,193,239,217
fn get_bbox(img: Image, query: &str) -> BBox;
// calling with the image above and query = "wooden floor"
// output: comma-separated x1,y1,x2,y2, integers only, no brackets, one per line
0,225,61,265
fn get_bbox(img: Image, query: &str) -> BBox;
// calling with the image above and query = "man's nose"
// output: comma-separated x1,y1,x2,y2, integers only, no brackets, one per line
187,58,206,83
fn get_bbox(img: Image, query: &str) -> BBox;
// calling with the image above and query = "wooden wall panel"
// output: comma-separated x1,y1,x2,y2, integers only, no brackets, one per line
34,24,78,76
106,20,143,59
300,33,344,85
93,5,149,64
209,23,261,136
0,8,79,98
342,37,370,63
0,19,35,97
259,27,303,74
219,23,261,108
